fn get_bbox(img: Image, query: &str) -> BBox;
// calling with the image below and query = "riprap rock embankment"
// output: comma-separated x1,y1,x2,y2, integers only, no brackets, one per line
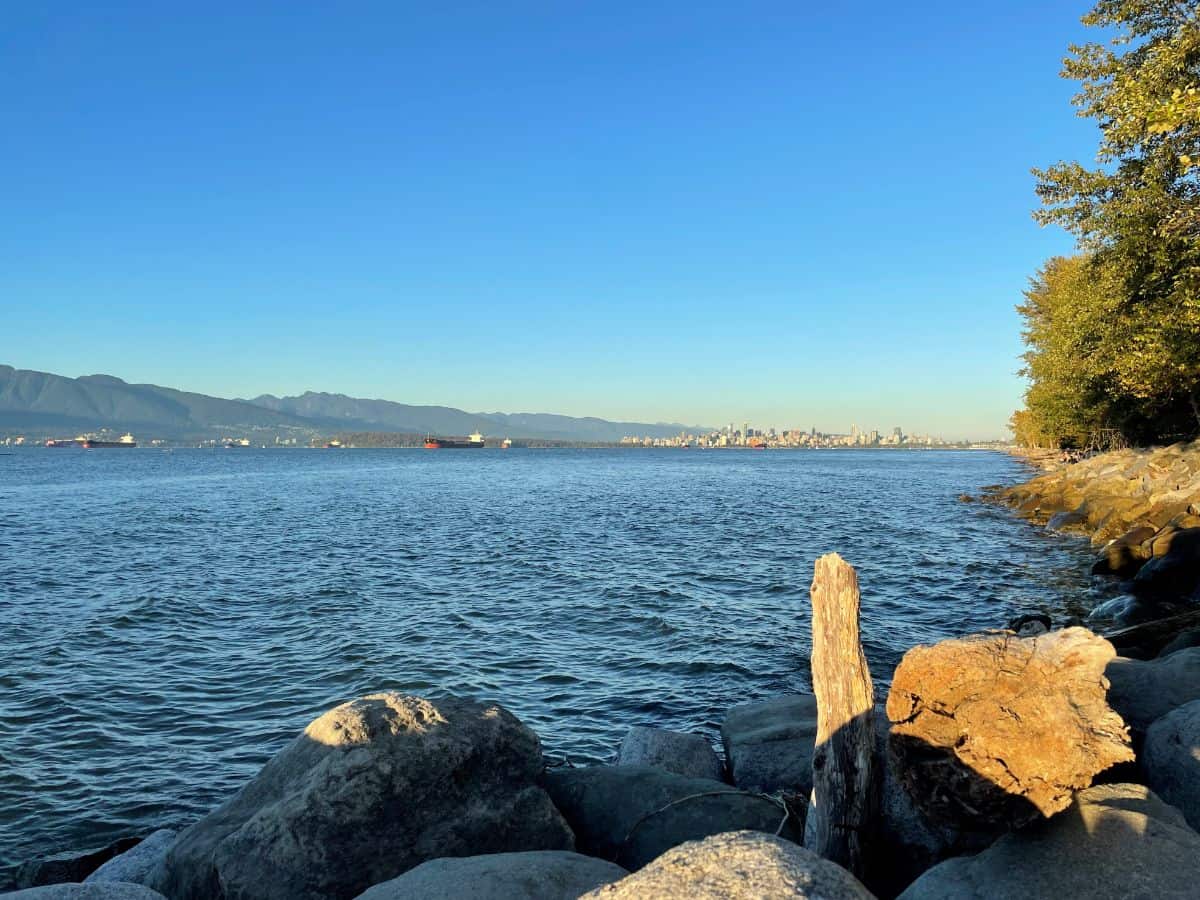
991,441,1200,606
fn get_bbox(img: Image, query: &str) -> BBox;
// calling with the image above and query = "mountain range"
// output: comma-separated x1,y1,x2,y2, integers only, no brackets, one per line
0,365,699,442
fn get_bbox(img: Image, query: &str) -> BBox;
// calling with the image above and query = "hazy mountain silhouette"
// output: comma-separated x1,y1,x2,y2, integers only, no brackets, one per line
249,391,699,442
0,365,699,441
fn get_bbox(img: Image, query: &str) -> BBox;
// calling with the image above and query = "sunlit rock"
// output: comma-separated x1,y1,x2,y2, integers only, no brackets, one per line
580,830,875,899
887,627,1134,829
616,726,723,781
149,693,572,900
720,694,818,799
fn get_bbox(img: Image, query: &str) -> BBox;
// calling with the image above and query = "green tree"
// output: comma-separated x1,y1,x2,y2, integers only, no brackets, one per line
1018,0,1200,444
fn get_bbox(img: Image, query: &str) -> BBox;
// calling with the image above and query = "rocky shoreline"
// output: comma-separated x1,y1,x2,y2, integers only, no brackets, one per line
6,453,1200,899
989,440,1200,636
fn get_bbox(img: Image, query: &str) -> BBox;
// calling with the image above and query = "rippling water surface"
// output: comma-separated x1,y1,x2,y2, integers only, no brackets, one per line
0,448,1111,868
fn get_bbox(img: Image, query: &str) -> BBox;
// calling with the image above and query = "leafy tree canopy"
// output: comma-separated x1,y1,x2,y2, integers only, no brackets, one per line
1015,0,1200,446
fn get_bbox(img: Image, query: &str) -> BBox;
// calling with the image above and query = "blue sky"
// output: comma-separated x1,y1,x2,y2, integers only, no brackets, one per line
1,2,1098,438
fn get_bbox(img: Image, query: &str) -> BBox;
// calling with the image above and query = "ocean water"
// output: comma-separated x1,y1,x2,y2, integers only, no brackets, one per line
0,448,1113,869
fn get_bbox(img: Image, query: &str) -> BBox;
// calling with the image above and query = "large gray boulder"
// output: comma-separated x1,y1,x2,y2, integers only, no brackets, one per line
539,766,799,871
84,832,175,886
615,727,723,782
0,886,167,899
898,784,1200,899
1143,699,1200,831
1106,647,1200,732
720,695,818,798
149,693,573,900
353,852,626,900
580,830,875,899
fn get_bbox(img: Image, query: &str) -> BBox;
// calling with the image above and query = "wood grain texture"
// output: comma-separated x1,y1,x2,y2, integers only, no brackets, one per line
805,553,876,879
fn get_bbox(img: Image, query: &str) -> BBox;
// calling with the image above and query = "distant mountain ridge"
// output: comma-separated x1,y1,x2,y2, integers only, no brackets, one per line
0,365,699,441
248,390,698,442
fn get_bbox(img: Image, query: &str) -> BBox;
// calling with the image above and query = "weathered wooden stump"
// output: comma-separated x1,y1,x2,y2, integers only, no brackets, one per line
804,553,876,879
886,627,1135,830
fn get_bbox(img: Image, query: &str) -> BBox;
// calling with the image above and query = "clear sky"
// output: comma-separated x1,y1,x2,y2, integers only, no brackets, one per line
2,2,1099,439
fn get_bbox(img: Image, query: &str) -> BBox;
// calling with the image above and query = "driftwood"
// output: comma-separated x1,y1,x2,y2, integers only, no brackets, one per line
805,553,876,879
1105,609,1200,655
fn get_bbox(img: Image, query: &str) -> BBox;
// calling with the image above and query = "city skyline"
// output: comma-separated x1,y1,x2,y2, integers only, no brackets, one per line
621,422,974,449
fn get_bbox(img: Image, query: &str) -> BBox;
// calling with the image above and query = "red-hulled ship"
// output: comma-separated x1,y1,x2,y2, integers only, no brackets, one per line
424,431,485,449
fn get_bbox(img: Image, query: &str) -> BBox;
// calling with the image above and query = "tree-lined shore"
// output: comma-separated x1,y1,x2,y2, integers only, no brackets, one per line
1013,1,1199,450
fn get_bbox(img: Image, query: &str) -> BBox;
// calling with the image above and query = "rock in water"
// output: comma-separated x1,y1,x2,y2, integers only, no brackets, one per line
353,852,627,900
886,627,1134,829
1142,699,1200,831
720,694,818,798
149,693,573,900
616,727,723,781
16,840,141,889
897,784,1200,899
84,832,175,886
579,831,876,899
539,765,800,871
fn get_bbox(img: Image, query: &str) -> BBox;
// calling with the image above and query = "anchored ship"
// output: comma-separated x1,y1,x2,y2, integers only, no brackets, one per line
82,433,137,449
424,431,485,449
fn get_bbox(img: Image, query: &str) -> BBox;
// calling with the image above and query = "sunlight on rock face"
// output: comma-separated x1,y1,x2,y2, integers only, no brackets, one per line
305,693,450,746
887,627,1134,829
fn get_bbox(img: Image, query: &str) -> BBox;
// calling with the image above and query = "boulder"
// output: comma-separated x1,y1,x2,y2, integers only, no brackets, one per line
1005,613,1050,637
1159,628,1200,657
615,727,723,782
1092,526,1156,577
0,887,167,899
1106,648,1200,732
870,710,994,897
887,627,1134,830
1046,508,1087,531
15,841,141,889
579,830,875,900
353,852,627,900
1142,699,1200,831
1089,498,1152,544
84,832,175,886
720,694,817,798
539,766,799,871
800,706,994,898
1132,527,1200,599
897,784,1200,899
149,693,573,900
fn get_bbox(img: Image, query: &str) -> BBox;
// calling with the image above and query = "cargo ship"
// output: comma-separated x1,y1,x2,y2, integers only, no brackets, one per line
45,438,81,447
82,433,137,449
424,431,485,449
